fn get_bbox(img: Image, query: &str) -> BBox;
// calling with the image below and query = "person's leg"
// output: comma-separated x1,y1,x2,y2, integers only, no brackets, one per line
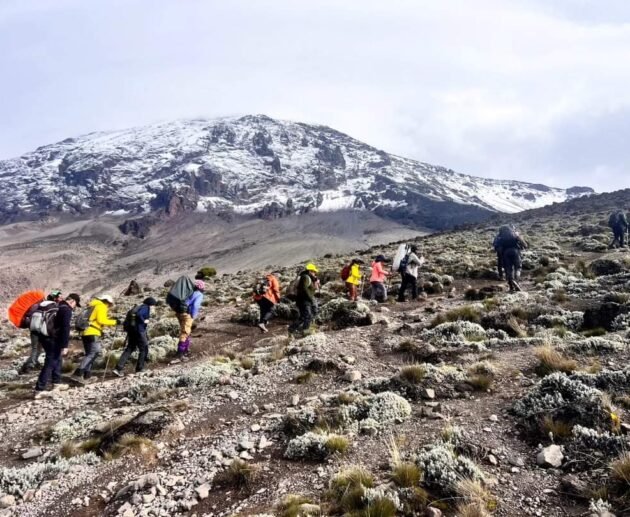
176,313,193,355
136,332,149,372
370,282,377,301
75,336,93,375
35,339,53,391
397,275,409,302
115,334,136,371
258,299,274,325
504,251,516,290
497,252,504,279
301,302,314,331
51,345,63,385
410,275,418,300
380,282,388,302
621,227,626,247
83,338,102,376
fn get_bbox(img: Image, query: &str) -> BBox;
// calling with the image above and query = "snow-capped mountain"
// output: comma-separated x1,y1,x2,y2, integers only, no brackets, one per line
0,115,592,229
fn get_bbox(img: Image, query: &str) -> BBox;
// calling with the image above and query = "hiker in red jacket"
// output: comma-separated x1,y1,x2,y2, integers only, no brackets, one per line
253,273,281,333
370,255,390,302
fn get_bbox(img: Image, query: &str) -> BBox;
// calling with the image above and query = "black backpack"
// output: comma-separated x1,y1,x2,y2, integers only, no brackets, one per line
609,213,619,228
75,305,96,332
29,301,58,337
398,254,410,274
254,277,271,296
166,276,195,313
123,305,142,332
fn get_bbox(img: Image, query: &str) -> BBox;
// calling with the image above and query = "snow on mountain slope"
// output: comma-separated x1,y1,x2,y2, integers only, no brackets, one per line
0,115,593,229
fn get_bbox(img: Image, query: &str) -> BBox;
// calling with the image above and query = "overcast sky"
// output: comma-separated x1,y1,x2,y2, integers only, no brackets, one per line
1,0,630,192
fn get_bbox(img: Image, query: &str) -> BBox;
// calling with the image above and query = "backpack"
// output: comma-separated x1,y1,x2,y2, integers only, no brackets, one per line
609,213,619,228
254,277,271,296
123,305,142,332
340,264,351,281
166,276,196,314
29,301,58,337
398,254,410,274
285,275,301,301
7,290,45,328
75,305,96,332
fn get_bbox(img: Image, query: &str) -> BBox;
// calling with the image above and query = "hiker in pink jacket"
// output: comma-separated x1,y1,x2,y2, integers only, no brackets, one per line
370,255,390,302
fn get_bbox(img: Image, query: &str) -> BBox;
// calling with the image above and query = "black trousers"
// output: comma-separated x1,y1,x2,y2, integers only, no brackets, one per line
35,337,62,390
503,248,522,289
612,225,626,247
496,250,504,278
116,331,149,372
257,298,275,324
289,300,314,332
397,273,418,301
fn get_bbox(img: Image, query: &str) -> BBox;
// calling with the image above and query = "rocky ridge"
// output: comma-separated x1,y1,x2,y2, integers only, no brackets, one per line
0,115,592,230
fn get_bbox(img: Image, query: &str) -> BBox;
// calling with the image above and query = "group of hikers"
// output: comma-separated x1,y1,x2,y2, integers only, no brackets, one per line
7,218,555,393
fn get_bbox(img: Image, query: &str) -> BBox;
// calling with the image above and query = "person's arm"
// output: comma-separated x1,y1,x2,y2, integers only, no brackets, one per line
96,305,117,327
139,305,150,324
56,305,73,349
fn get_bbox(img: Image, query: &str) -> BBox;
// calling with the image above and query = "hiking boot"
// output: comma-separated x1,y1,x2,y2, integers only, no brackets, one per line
72,368,84,378
19,364,33,375
258,323,269,333
83,371,92,380
112,369,124,378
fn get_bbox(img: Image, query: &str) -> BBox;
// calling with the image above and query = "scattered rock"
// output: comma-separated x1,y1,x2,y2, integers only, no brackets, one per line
0,496,15,509
21,447,43,460
537,445,563,468
343,370,362,382
195,483,211,500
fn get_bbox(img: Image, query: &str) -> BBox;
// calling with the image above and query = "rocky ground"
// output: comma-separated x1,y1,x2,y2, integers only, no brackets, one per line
0,192,629,516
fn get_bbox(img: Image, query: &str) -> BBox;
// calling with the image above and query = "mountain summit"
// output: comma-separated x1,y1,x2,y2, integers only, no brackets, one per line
0,115,592,229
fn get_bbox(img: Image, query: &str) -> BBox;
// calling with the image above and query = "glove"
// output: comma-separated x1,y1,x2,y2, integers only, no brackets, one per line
115,318,123,326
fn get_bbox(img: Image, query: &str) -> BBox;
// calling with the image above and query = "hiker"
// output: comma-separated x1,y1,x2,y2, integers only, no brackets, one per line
74,294,118,380
609,211,629,248
494,225,528,292
113,297,157,376
288,263,319,335
492,235,504,280
397,245,425,302
20,290,63,374
370,255,390,302
253,273,281,333
344,259,363,302
35,294,81,392
175,279,205,360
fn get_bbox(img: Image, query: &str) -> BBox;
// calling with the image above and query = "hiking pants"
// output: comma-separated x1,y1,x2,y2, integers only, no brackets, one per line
496,251,504,279
116,331,149,372
35,337,62,391
257,298,275,325
398,273,418,301
346,282,358,301
290,300,314,332
79,335,101,373
503,248,522,290
22,332,43,370
177,313,193,342
370,282,387,302
612,225,626,247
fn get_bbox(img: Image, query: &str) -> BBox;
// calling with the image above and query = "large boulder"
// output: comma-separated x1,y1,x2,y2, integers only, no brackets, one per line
589,258,624,277
583,302,628,331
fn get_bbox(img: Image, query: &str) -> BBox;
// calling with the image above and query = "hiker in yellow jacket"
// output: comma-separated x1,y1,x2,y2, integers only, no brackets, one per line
345,259,363,302
73,295,118,380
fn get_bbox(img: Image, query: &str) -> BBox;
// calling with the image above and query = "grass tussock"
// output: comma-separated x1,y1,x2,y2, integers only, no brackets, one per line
466,373,494,392
534,346,578,376
456,478,496,510
107,434,157,461
390,462,422,488
215,459,258,490
294,371,316,384
430,305,482,327
582,327,607,338
337,392,360,405
455,502,491,517
540,416,573,439
325,435,350,455
239,356,255,370
399,364,426,384
611,452,630,485
277,494,315,517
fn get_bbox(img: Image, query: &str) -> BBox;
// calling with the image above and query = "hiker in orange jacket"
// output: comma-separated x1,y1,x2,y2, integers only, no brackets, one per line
253,273,281,333
370,255,390,302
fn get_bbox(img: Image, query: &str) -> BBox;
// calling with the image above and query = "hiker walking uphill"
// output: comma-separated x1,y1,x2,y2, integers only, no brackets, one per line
494,225,528,292
396,245,425,302
370,255,390,302
20,290,64,374
35,294,81,392
74,294,118,380
113,297,157,376
289,263,319,335
342,259,363,302
253,273,281,333
609,210,629,248
166,277,205,360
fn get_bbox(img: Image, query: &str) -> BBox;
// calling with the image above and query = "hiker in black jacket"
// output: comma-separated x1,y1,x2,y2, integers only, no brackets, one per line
113,297,157,376
35,294,81,392
288,263,319,335
494,226,528,292
609,211,629,248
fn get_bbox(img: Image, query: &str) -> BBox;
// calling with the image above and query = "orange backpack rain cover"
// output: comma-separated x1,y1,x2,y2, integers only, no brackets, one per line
7,290,45,328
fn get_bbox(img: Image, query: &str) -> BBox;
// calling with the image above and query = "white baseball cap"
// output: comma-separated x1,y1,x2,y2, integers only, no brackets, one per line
99,294,114,304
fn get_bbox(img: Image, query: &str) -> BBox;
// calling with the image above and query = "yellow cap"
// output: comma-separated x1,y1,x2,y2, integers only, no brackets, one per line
305,263,319,273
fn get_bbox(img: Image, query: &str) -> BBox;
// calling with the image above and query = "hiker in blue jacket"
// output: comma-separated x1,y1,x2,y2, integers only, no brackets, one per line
175,280,205,360
113,297,157,376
